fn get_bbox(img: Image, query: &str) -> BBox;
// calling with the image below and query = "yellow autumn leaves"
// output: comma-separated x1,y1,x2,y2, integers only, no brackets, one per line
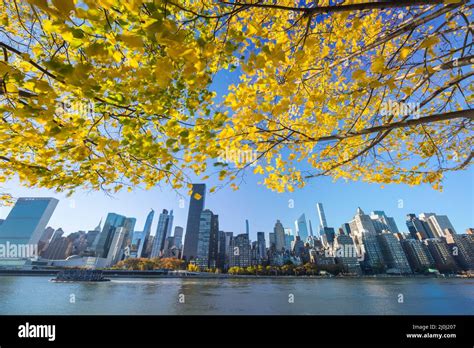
0,0,472,200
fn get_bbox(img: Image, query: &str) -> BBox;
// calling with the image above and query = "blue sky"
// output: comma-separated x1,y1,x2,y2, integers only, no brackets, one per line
1,165,472,241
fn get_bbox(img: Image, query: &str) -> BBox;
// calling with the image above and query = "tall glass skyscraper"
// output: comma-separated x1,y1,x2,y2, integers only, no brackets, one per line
295,214,309,242
195,209,219,269
257,232,266,260
0,197,58,246
316,203,328,229
131,209,154,258
182,183,206,260
150,209,173,258
93,213,136,259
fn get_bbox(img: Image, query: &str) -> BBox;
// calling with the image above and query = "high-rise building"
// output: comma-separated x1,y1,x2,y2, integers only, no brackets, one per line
139,209,154,257
182,184,206,260
41,236,73,260
150,209,173,258
308,220,314,237
107,226,129,266
340,223,351,236
245,219,250,235
424,239,458,273
406,214,435,240
418,213,454,238
291,236,305,257
217,230,227,269
269,232,276,250
224,232,233,267
349,207,385,274
400,239,435,273
274,220,285,251
427,215,456,238
376,232,412,274
370,211,399,233
229,233,251,268
195,209,219,269
295,214,309,242
93,213,136,259
284,228,294,251
38,226,55,253
444,230,474,270
49,228,64,244
316,203,328,228
257,232,266,261
130,209,154,258
0,197,58,247
333,234,362,274
173,226,184,250
320,227,336,246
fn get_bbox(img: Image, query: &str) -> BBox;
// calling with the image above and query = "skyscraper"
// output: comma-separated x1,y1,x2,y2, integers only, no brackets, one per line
229,233,251,267
400,239,435,273
349,207,385,274
444,230,474,270
370,211,399,233
295,214,309,242
257,232,266,261
150,209,173,258
269,232,276,250
316,203,328,228
424,239,458,273
195,209,219,269
131,209,154,258
376,232,412,274
217,230,227,269
93,213,136,259
284,228,294,250
0,197,58,247
274,220,285,251
107,226,131,266
406,214,434,240
418,213,439,238
333,234,362,274
173,226,184,249
308,220,314,237
320,227,336,246
245,219,250,235
340,223,351,236
427,215,456,238
182,184,206,260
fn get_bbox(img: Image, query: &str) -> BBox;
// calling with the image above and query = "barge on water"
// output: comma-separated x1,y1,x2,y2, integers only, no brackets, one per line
50,269,110,282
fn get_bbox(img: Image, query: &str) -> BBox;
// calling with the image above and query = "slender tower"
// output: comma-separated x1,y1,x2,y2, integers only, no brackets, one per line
316,203,328,229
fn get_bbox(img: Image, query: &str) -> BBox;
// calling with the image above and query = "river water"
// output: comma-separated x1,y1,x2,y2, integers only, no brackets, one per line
0,276,472,315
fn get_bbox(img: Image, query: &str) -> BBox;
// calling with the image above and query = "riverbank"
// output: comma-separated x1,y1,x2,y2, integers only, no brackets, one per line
0,269,471,279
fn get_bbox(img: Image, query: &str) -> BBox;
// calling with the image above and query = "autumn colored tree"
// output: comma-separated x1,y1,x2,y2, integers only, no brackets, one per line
0,0,472,200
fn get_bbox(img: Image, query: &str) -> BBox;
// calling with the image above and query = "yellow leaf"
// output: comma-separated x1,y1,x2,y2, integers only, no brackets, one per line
399,47,410,60
352,69,366,80
120,34,144,49
420,36,440,49
52,0,75,15
371,56,385,73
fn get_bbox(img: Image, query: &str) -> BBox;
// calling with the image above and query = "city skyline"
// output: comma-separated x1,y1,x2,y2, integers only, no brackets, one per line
1,167,472,240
